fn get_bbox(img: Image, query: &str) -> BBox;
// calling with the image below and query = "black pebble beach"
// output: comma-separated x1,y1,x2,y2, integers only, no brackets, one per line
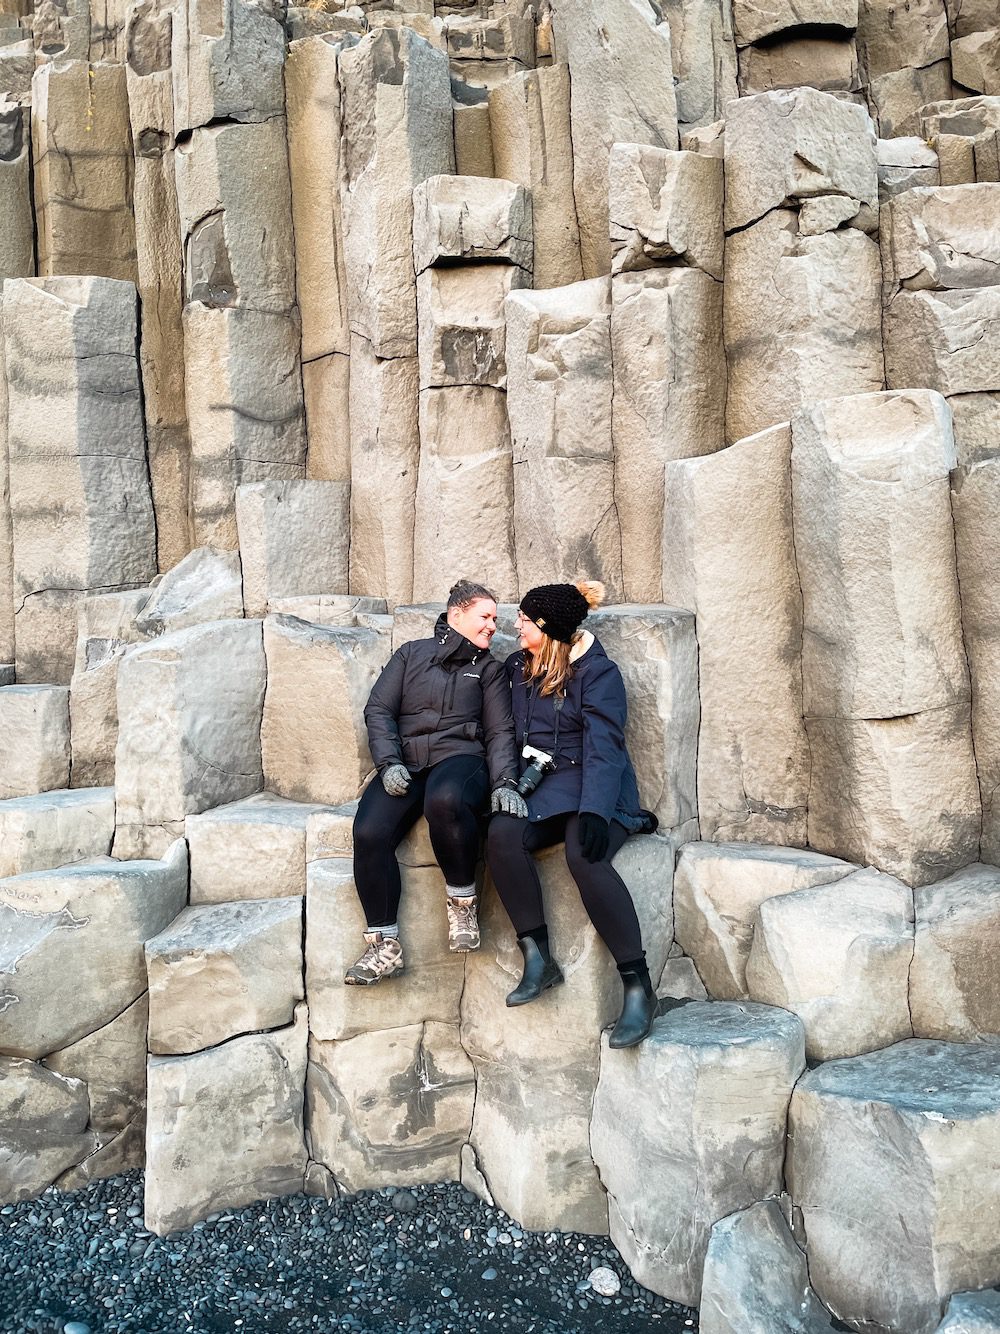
0,1174,699,1334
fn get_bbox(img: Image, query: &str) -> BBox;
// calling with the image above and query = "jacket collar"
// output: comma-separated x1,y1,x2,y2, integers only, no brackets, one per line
433,612,484,666
570,630,594,664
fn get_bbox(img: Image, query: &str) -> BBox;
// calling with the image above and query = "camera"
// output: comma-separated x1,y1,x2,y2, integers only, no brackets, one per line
516,745,556,797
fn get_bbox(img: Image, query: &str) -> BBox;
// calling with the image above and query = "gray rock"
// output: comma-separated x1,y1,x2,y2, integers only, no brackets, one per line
0,787,113,877
0,1057,95,1205
938,1288,1000,1332
134,548,243,639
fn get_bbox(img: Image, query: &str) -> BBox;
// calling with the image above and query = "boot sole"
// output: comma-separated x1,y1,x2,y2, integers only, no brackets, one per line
343,968,405,987
505,972,564,1007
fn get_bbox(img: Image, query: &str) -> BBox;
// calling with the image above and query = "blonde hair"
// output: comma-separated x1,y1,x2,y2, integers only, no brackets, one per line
524,581,605,697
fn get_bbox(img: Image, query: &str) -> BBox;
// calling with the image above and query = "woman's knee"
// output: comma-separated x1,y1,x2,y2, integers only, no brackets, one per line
487,813,526,859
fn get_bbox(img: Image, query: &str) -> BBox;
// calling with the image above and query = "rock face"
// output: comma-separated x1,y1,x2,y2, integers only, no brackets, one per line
590,1001,805,1305
910,863,1000,1040
0,786,114,877
789,1041,1000,1333
0,685,70,800
0,1058,96,1204
187,792,325,904
235,480,350,617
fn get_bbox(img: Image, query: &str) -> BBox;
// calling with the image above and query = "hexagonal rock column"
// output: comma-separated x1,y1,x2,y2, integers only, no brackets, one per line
461,834,678,1236
722,89,882,443
663,423,809,844
187,792,330,904
745,866,914,1060
910,863,1000,1040
410,175,530,603
145,1005,309,1236
657,0,737,135
590,1000,805,1304
0,786,114,877
856,0,949,138
68,589,150,789
169,0,286,137
674,842,857,1000
792,389,981,884
113,620,266,860
235,480,350,617
788,1041,1000,1333
2,277,156,684
506,278,623,599
0,685,70,800
0,96,32,285
699,1199,833,1334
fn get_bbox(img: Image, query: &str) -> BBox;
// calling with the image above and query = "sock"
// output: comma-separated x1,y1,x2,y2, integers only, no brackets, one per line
446,883,476,901
370,922,399,939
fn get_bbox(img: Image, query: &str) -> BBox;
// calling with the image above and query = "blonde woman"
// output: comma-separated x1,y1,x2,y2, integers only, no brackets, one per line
485,581,658,1048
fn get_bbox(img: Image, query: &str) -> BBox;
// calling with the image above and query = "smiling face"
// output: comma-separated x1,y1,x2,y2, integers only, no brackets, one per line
515,609,545,653
448,597,498,649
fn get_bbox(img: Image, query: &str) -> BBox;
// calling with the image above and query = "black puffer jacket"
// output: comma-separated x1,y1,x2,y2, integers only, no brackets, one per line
364,614,519,787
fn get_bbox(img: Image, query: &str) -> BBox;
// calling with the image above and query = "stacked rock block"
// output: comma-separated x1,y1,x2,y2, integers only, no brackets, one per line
3,2,1000,1332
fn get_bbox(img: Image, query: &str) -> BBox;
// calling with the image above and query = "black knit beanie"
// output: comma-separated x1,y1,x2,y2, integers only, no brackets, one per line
520,584,591,644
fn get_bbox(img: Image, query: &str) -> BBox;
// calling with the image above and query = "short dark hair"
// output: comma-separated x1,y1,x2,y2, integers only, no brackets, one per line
447,579,496,610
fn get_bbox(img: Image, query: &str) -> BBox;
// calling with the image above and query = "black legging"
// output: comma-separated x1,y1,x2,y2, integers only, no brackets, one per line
353,755,490,928
486,812,643,964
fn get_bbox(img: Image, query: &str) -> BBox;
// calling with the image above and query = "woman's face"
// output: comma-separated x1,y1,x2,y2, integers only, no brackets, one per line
515,609,545,653
448,598,498,649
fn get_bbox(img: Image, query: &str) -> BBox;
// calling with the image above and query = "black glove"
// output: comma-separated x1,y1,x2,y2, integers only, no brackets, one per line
578,812,610,864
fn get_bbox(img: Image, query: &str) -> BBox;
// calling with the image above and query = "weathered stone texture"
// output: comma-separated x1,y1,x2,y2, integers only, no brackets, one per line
236,480,350,617
609,144,724,280
732,0,857,46
881,185,1000,294
507,278,622,599
188,792,327,904
673,841,856,999
789,1041,1000,1334
412,175,531,276
662,425,809,844
135,546,243,639
591,1001,805,1304
910,863,1000,1040
0,1058,95,1204
659,0,738,130
0,97,32,283
0,786,114,877
869,60,954,138
738,35,862,97
878,137,941,200
0,685,70,799
170,0,286,136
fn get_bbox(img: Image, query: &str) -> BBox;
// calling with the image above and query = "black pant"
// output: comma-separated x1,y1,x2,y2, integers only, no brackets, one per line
353,755,490,928
486,812,643,964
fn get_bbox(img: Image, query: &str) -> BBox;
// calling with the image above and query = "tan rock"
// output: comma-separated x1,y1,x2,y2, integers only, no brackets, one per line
452,95,494,180
590,1001,805,1304
724,212,884,443
89,0,129,58
31,0,90,61
881,184,1000,296
188,792,328,904
170,0,286,136
0,300,10,671
305,801,436,869
662,426,810,844
587,606,700,832
0,98,31,282
548,0,678,277
612,267,726,601
3,277,156,684
146,898,304,1054
236,480,350,617
657,955,708,1001
792,390,967,720
347,336,419,607
746,867,914,1060
878,136,941,199
952,30,1000,97
488,65,583,289
113,620,266,859
724,88,877,233
267,594,388,628
0,786,114,877
857,0,948,80
444,12,533,82
135,547,243,639
0,42,33,106
306,1022,475,1191
609,144,723,279
885,287,1000,396
0,685,70,800
866,59,954,138
732,0,857,46
306,857,467,1042
44,993,147,1139
673,841,855,999
184,303,307,551
412,386,516,604
659,0,738,130
69,589,149,788
806,707,981,885
788,1041,1000,1334
681,119,726,155
700,1199,833,1334
303,352,351,484
261,615,384,807
506,278,622,599
416,265,523,391
0,842,187,1059
339,27,455,360
0,1058,95,1204
737,35,860,96
462,835,677,1235
32,61,136,282
145,1005,308,1235
412,175,531,275
910,863,1000,1040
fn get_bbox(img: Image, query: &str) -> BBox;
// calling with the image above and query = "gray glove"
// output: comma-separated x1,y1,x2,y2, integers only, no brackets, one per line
381,764,412,797
491,784,528,819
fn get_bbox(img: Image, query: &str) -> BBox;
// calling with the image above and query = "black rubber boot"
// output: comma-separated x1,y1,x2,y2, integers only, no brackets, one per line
506,931,564,1007
608,958,656,1048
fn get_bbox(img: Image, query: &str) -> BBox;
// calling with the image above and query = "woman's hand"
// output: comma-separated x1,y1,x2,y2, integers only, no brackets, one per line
381,764,412,797
492,784,528,819
578,812,610,863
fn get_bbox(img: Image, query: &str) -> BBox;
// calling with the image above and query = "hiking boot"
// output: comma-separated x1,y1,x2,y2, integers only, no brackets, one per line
447,895,480,952
344,931,404,986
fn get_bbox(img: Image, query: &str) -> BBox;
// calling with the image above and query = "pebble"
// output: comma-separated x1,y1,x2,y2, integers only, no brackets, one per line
0,1171,696,1333
590,1266,623,1296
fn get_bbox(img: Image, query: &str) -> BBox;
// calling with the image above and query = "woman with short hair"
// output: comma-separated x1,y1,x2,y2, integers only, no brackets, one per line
486,580,658,1048
345,579,527,986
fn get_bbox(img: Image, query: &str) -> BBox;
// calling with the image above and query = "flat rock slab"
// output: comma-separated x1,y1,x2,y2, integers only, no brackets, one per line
789,1040,1000,1333
187,792,331,904
591,1000,805,1306
146,898,304,1055
0,787,114,878
911,863,1000,1041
